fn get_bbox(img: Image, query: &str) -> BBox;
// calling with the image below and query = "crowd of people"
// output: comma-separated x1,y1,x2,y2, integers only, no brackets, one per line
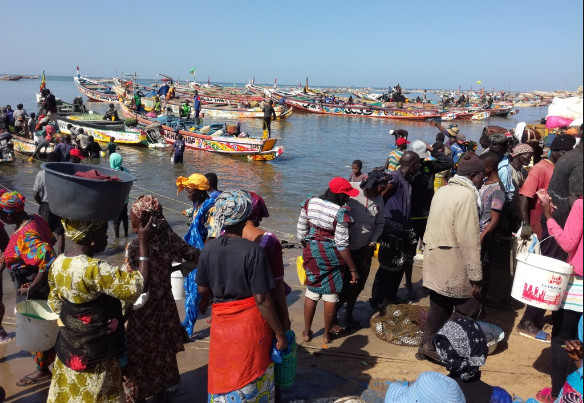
0,119,582,402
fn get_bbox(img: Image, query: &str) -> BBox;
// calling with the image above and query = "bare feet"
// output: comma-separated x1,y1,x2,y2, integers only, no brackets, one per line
302,330,313,342
322,333,334,344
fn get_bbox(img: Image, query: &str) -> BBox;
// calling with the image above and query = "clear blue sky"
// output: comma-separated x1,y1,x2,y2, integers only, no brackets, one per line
1,0,582,91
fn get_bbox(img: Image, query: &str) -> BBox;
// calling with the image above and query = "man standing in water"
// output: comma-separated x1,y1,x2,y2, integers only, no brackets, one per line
370,151,420,314
262,100,277,138
170,133,186,164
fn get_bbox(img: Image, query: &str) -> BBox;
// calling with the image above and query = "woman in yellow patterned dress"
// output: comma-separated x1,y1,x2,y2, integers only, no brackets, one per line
47,218,154,403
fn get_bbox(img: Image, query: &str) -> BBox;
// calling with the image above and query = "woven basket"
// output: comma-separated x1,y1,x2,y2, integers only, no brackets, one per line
274,333,297,387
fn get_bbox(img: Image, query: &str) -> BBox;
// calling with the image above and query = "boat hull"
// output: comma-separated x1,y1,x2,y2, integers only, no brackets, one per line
56,116,149,146
74,76,119,103
119,103,283,160
12,135,55,156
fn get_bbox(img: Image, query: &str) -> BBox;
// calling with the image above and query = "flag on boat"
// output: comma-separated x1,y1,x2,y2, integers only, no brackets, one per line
189,67,196,76
40,70,46,91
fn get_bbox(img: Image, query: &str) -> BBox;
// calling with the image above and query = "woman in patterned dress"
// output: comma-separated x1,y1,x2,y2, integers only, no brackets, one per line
0,191,57,386
123,196,200,402
296,178,359,344
46,217,154,403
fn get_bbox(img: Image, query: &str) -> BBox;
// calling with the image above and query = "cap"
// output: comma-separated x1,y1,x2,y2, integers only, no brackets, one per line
456,133,467,142
511,143,534,157
550,135,577,151
70,149,85,159
457,154,486,176
385,371,465,403
489,133,508,145
410,140,428,158
396,137,410,146
329,177,359,197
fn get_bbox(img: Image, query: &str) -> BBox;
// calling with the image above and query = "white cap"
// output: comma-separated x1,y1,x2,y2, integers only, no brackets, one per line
410,140,428,158
389,129,394,135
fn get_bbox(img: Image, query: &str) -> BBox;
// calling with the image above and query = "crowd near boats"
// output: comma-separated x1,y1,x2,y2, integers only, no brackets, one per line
1,66,584,403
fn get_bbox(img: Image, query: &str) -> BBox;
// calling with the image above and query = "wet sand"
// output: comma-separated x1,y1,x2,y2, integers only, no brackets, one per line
1,248,551,402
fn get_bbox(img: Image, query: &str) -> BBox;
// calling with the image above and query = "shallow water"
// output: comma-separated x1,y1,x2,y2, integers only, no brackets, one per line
0,76,548,255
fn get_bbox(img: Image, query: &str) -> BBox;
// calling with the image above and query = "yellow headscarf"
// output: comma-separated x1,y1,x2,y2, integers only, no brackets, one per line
176,174,209,194
61,219,104,242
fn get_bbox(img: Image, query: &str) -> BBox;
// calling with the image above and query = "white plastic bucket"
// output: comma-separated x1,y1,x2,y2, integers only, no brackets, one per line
15,300,59,352
171,270,185,301
511,253,573,311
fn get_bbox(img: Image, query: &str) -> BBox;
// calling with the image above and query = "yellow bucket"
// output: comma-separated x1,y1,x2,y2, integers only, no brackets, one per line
434,173,446,192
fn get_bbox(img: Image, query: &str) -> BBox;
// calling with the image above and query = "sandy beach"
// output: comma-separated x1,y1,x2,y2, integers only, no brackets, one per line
1,246,551,402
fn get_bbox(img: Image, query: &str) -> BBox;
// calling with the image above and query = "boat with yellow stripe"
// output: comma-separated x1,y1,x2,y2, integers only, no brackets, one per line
55,115,150,146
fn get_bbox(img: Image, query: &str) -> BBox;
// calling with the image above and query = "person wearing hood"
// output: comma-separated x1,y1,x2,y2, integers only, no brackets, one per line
408,140,453,298
110,153,130,238
417,155,485,361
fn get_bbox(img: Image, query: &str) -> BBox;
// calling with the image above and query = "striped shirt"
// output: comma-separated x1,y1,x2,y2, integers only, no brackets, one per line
561,275,583,312
297,198,350,250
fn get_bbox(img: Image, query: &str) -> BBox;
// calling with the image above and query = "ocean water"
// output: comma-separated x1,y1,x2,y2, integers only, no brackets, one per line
0,76,548,253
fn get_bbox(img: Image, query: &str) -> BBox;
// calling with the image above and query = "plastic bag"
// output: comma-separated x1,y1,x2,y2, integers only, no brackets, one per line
296,256,306,285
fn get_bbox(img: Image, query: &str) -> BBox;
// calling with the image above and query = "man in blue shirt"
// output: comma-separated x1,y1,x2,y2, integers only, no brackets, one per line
170,133,186,164
193,90,202,120
489,134,514,202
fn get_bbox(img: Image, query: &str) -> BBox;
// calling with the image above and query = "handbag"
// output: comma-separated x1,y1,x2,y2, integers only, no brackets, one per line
296,256,306,285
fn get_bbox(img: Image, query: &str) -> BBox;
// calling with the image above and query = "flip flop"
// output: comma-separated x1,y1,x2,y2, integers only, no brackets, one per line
535,387,555,403
16,374,51,387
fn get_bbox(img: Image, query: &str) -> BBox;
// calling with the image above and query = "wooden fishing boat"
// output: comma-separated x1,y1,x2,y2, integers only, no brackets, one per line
74,76,119,103
279,95,443,120
119,102,284,160
137,96,293,120
55,116,151,146
11,134,55,156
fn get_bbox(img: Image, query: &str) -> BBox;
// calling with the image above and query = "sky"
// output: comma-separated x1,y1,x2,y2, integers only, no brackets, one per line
1,0,582,91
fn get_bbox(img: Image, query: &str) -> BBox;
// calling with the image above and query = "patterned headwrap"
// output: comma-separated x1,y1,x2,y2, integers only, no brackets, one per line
131,195,163,221
248,191,269,223
464,140,478,152
176,174,209,194
0,191,26,213
433,318,488,381
360,167,390,190
61,219,105,242
511,143,534,157
213,190,252,234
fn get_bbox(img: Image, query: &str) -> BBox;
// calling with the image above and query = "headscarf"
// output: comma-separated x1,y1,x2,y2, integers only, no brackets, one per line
213,190,252,234
61,219,105,242
176,173,209,194
360,167,390,190
433,318,488,381
511,143,534,157
464,140,478,152
248,191,269,223
0,191,26,213
109,152,123,170
131,195,163,221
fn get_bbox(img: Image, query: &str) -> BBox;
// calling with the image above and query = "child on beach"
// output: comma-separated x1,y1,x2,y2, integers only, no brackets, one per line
349,160,367,182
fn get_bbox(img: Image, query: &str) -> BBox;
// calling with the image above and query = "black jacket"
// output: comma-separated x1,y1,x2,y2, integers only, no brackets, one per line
411,149,453,217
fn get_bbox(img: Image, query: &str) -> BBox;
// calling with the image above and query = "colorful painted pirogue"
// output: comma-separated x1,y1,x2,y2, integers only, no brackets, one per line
135,96,293,120
118,102,284,161
74,75,119,103
11,134,55,156
55,116,151,146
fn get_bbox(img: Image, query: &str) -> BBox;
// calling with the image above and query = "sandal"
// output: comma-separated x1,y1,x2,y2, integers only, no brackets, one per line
517,322,551,343
330,325,348,336
535,387,556,403
16,373,52,387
